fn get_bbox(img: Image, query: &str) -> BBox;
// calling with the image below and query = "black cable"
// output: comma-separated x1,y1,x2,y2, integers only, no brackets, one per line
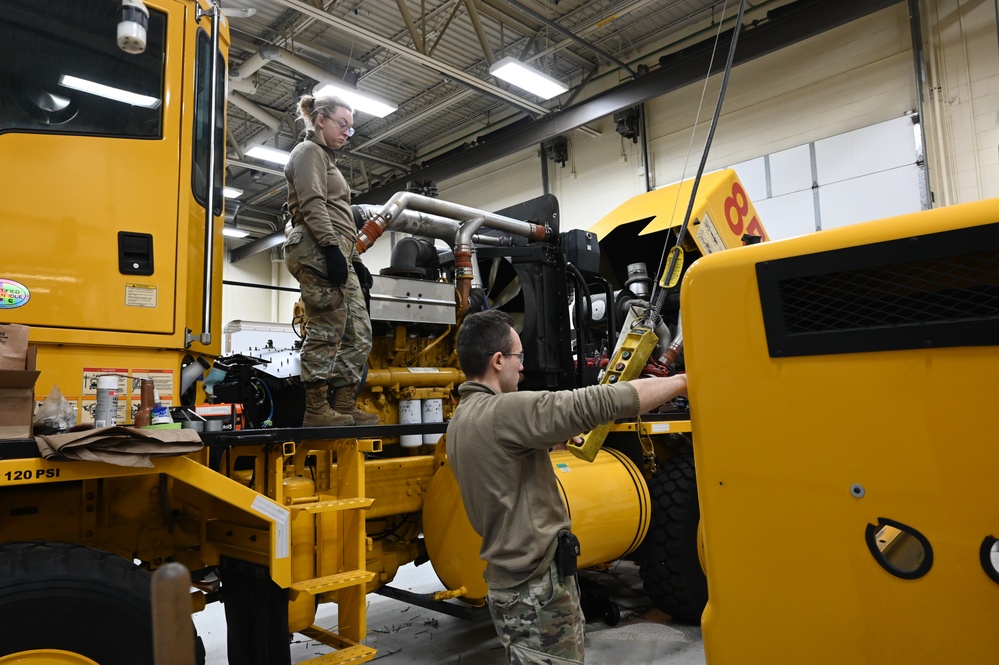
565,262,592,388
648,0,749,320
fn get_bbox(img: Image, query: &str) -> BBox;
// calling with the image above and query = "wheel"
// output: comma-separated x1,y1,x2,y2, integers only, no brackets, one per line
0,542,203,665
638,456,708,624
603,602,621,627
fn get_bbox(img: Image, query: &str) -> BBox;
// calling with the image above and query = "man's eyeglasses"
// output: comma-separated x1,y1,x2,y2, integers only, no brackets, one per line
326,115,355,137
502,352,525,365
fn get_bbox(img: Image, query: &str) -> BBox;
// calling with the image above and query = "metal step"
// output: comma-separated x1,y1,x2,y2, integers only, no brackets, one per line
291,497,375,514
295,643,377,665
290,569,376,597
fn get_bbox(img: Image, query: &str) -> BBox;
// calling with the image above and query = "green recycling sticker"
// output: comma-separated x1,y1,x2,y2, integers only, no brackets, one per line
0,278,30,309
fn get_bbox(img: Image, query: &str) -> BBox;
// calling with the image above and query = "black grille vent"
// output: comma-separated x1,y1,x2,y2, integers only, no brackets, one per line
757,222,999,357
779,250,999,332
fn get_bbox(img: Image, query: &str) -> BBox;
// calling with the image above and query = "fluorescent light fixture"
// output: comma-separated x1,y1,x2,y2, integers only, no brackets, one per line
223,187,243,198
245,145,291,166
59,75,161,109
489,57,568,100
313,82,397,118
222,227,250,238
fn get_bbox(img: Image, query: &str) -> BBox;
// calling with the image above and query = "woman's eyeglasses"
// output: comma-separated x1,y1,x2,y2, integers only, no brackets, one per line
325,115,355,137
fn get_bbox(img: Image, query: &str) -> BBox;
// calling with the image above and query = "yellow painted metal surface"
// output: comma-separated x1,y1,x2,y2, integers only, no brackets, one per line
682,197,999,663
30,345,203,426
422,449,650,603
0,650,98,665
0,454,291,586
0,0,227,370
589,169,768,255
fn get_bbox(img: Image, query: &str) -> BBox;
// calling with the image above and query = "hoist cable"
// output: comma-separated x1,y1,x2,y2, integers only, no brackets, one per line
644,0,749,325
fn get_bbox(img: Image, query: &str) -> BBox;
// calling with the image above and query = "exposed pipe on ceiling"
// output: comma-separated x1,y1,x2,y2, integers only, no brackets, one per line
228,92,283,131
230,44,357,90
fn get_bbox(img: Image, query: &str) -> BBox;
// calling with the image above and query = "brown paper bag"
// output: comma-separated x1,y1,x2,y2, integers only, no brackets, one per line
0,323,29,370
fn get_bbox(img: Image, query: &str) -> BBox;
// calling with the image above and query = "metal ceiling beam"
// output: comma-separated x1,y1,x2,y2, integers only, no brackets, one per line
228,158,285,178
501,0,636,76
351,90,477,151
464,0,496,66
478,0,595,72
521,0,667,67
270,0,550,116
356,0,903,205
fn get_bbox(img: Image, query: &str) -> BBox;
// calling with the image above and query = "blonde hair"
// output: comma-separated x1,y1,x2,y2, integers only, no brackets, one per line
296,94,353,131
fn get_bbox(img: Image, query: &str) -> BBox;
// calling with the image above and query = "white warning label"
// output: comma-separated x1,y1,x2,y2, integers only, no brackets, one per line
125,283,157,308
694,212,727,254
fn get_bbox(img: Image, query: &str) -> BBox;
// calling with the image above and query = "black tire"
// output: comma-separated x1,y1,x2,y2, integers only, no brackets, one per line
603,602,621,627
638,456,708,624
0,541,204,665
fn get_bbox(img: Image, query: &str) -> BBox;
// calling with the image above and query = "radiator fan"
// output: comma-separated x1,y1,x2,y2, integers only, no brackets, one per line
481,256,524,328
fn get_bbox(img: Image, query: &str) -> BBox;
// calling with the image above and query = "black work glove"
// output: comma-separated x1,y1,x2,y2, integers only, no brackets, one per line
352,260,373,291
323,245,348,286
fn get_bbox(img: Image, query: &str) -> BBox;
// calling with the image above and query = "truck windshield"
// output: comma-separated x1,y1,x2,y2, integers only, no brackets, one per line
0,0,166,139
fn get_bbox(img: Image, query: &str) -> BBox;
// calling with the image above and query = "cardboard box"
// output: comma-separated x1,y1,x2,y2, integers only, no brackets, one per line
0,323,30,370
0,346,40,439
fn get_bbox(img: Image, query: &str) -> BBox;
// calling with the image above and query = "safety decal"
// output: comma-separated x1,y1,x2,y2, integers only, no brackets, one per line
0,278,30,309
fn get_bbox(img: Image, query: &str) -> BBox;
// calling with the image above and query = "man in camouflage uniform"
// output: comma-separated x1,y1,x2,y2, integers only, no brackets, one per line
446,310,687,663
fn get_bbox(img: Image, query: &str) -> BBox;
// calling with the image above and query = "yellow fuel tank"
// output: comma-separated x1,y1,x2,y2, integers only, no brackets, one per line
422,448,650,604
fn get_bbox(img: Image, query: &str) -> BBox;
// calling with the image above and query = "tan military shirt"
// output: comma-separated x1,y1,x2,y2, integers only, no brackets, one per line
446,381,639,588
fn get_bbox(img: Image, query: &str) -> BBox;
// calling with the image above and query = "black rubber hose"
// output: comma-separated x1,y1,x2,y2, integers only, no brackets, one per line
565,262,592,388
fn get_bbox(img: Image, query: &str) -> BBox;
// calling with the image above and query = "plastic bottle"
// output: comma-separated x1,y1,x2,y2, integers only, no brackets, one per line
150,389,173,425
94,375,119,428
134,379,154,428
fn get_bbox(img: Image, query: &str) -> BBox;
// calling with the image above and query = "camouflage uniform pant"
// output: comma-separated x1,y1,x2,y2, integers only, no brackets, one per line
487,559,585,665
284,224,372,388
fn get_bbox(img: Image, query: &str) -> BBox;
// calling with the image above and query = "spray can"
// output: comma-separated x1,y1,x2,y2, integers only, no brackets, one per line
94,375,118,428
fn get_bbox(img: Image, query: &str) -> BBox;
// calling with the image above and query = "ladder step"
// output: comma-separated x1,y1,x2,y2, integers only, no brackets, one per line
295,643,377,665
291,569,376,596
292,497,375,514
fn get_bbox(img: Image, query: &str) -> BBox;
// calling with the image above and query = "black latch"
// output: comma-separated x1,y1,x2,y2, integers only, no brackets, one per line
118,231,154,275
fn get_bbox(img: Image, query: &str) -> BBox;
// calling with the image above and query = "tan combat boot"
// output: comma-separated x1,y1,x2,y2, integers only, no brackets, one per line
333,386,379,425
303,385,353,427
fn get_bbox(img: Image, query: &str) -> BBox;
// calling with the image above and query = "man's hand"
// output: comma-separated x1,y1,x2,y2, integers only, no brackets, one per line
323,245,348,286
551,435,582,452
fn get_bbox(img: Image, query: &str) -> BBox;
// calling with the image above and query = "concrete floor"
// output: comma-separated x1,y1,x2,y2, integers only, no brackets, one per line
194,560,706,664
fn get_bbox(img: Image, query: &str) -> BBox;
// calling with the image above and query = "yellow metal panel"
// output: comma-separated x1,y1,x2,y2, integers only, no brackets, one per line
0,0,188,337
0,0,227,357
588,170,768,254
682,197,999,663
31,345,199,427
0,455,291,586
